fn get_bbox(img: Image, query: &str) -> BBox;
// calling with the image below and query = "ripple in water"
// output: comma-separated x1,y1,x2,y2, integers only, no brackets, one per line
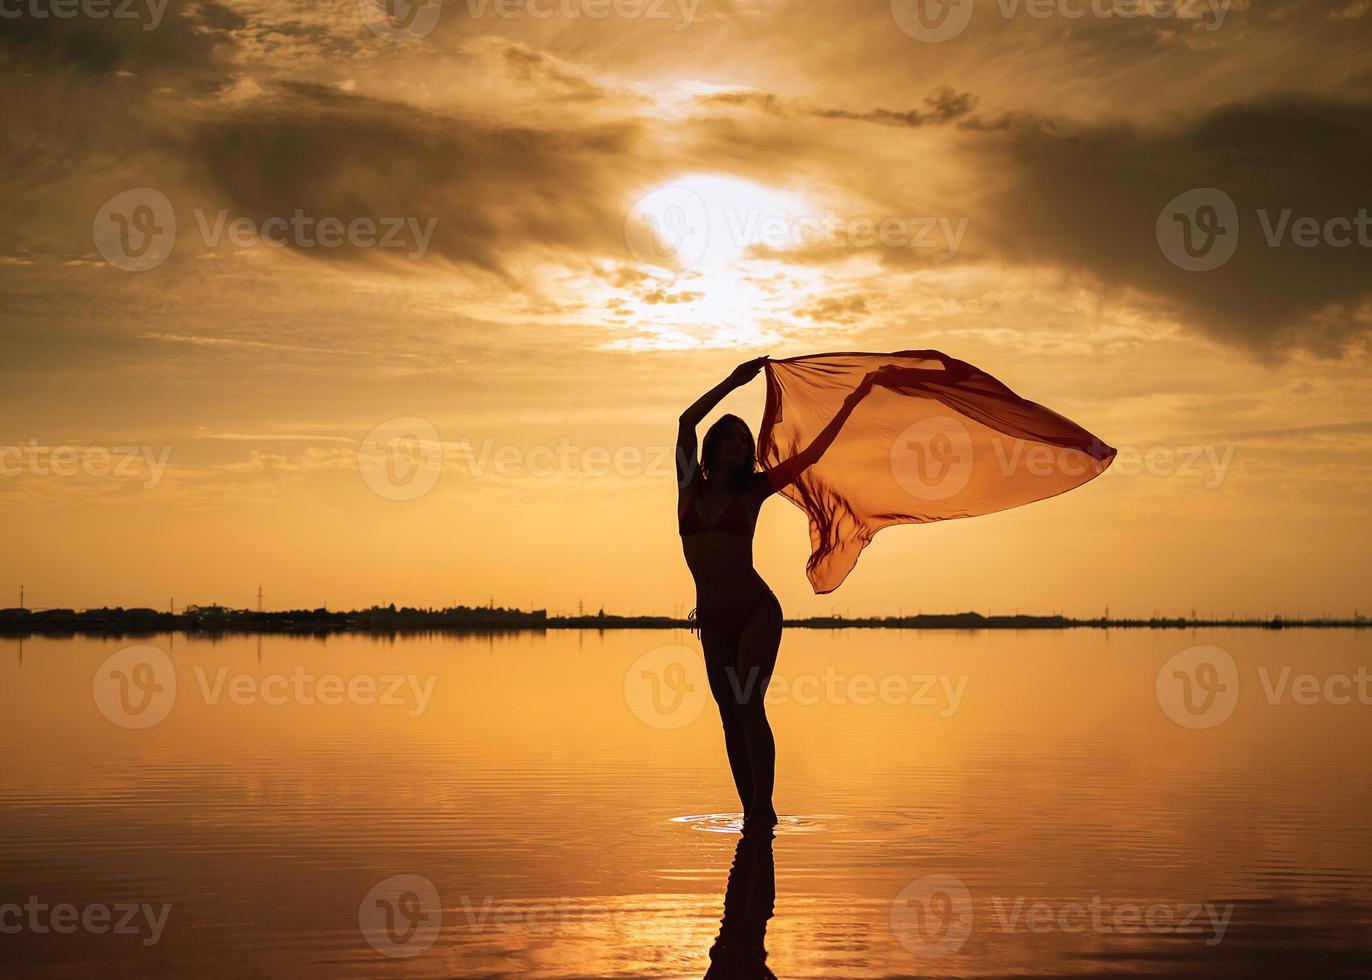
670,812,836,834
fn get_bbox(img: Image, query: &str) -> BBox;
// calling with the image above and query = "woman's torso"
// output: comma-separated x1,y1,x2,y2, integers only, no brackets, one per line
679,479,772,617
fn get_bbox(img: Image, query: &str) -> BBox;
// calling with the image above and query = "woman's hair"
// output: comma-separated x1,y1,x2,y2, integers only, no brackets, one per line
700,414,756,491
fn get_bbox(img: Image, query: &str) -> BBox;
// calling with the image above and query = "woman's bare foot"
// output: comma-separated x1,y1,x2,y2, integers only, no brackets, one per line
743,806,777,832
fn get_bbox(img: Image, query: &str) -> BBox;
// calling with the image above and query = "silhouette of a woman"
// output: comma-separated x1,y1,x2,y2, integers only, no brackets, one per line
677,357,874,830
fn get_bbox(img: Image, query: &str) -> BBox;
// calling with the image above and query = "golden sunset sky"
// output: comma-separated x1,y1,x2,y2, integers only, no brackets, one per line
1,0,1370,617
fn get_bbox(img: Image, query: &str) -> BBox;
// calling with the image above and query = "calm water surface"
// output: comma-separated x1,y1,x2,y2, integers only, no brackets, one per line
2,629,1370,978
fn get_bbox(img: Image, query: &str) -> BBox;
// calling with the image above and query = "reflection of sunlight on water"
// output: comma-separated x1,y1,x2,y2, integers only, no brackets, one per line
5,630,1372,978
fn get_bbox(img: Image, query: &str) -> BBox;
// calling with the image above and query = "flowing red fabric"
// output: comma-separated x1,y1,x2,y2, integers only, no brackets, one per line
758,351,1116,594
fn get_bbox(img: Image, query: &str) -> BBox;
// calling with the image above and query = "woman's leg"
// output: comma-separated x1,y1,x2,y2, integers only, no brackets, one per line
703,628,754,814
732,596,783,826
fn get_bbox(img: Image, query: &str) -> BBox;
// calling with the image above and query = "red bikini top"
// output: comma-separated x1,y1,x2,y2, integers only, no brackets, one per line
679,478,756,537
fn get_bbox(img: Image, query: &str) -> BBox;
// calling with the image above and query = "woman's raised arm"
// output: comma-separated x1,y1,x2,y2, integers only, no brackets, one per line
676,357,767,488
759,368,885,496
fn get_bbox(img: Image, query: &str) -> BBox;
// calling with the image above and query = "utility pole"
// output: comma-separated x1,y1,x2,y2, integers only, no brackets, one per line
257,585,264,613
18,584,23,610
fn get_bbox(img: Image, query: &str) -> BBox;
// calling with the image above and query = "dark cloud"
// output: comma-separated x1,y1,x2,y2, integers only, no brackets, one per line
697,90,786,114
799,294,869,323
973,94,1372,352
496,41,613,102
0,0,240,83
698,87,978,129
813,88,978,128
187,83,646,272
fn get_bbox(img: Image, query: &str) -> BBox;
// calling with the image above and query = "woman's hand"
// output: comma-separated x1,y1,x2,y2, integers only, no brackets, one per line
860,365,901,390
681,356,770,431
727,356,769,388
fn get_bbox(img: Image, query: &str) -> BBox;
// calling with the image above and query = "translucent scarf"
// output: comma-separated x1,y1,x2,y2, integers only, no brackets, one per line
759,351,1116,594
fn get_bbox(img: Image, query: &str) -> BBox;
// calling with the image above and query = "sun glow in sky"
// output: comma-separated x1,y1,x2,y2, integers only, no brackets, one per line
2,0,1370,617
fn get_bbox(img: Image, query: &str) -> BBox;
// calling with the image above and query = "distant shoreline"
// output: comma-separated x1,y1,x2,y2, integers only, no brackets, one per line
0,605,1366,637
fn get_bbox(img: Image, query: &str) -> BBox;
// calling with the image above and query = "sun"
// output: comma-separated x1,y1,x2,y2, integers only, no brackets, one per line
625,174,807,273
